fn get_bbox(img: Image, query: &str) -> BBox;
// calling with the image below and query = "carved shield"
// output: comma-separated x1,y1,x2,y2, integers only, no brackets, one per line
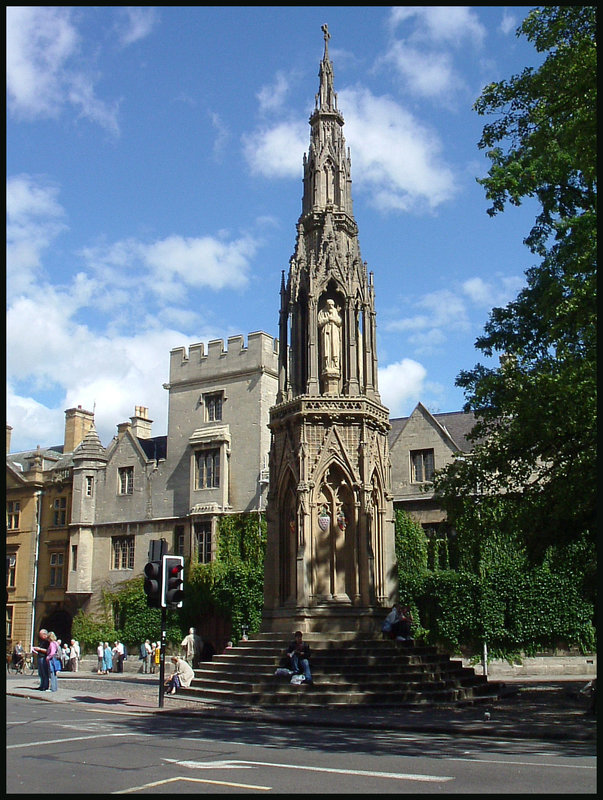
318,514,330,532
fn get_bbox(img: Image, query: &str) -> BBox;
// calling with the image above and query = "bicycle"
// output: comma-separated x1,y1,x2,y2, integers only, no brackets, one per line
6,652,36,675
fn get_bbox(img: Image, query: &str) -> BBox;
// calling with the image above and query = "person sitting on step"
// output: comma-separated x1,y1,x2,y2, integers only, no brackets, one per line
286,631,313,683
165,655,195,695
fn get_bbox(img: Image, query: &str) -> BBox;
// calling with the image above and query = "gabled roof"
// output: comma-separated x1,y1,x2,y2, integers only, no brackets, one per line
389,405,477,454
7,447,63,473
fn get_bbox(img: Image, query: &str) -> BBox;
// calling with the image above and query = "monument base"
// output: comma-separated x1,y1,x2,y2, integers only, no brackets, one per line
261,604,389,635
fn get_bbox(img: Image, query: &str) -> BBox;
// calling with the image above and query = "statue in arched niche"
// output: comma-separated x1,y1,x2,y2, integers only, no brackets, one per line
318,299,342,376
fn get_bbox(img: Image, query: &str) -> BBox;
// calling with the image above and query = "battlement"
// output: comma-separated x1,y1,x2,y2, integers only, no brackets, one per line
169,331,279,385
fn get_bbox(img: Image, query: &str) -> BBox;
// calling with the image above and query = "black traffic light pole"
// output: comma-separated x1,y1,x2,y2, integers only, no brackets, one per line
158,605,167,709
144,545,184,709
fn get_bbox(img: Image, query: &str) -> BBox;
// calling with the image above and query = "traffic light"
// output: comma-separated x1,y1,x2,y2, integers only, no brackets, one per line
162,555,184,608
143,560,162,608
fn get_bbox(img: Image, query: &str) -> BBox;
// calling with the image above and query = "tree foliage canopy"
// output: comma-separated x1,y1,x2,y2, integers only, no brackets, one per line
434,6,596,559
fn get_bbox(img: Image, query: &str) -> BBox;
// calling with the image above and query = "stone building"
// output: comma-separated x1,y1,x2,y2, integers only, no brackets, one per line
5,334,279,650
389,403,477,569
262,26,397,633
6,407,94,649
69,332,278,621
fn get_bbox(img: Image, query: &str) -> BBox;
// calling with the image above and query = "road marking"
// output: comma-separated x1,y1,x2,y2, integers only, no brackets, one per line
449,756,596,771
7,733,138,749
114,776,271,793
163,758,453,783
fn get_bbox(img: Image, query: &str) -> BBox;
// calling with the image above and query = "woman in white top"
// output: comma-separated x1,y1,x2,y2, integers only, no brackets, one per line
97,641,105,674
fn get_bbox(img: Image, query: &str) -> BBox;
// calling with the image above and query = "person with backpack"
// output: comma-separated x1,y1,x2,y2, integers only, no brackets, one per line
139,639,152,673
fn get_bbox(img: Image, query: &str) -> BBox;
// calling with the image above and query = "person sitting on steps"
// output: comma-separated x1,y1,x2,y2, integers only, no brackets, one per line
165,655,195,695
382,603,414,643
286,631,313,684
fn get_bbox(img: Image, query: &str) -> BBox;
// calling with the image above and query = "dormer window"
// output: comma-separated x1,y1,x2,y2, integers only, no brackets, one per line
410,449,435,483
118,466,134,495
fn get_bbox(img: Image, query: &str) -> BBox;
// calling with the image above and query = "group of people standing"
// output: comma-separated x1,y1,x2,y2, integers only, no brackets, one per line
138,639,161,674
96,640,127,675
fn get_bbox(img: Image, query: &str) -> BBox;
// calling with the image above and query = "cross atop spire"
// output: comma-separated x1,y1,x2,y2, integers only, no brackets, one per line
314,23,339,117
321,23,330,57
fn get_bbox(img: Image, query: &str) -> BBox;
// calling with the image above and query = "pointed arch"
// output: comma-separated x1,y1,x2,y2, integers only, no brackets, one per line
368,466,388,604
278,467,298,605
312,460,357,602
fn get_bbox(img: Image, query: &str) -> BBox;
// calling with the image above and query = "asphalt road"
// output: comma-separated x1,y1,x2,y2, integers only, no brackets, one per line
7,695,596,794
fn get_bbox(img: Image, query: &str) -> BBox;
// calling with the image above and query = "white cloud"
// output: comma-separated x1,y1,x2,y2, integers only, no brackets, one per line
499,11,518,36
462,275,524,308
387,289,469,334
390,7,486,48
6,6,119,134
257,71,291,113
6,390,66,452
378,358,427,417
142,234,255,292
341,88,456,211
243,87,455,212
77,231,258,313
383,42,461,99
6,282,193,449
385,6,485,103
116,7,158,46
5,172,263,450
6,175,67,298
243,121,307,178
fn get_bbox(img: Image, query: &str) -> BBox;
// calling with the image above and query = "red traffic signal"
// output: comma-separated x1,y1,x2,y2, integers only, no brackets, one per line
161,555,185,608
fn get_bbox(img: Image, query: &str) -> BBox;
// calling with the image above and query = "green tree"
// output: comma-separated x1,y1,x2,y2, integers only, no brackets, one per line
434,6,596,561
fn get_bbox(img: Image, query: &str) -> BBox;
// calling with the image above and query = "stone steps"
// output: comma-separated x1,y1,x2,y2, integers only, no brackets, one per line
187,633,500,707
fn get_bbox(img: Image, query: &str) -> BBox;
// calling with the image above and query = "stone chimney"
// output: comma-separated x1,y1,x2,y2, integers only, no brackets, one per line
64,406,95,453
6,425,12,454
130,406,153,439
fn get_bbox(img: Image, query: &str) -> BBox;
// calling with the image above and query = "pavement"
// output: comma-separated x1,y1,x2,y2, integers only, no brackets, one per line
6,669,597,742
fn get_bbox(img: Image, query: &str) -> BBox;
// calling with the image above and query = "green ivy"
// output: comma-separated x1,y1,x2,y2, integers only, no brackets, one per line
393,509,596,659
183,512,267,643
107,577,182,649
71,609,118,655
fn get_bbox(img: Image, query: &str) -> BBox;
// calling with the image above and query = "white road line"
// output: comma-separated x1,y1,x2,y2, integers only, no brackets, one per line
114,776,271,793
163,758,453,783
7,732,141,749
448,756,595,771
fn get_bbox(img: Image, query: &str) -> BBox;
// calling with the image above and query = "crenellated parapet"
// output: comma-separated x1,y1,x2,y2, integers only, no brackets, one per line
168,331,279,387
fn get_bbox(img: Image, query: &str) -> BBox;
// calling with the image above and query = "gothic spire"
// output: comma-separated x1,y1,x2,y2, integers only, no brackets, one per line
302,24,353,218
315,23,338,115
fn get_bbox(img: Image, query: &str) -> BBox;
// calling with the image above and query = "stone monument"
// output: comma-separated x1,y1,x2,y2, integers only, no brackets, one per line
262,25,397,633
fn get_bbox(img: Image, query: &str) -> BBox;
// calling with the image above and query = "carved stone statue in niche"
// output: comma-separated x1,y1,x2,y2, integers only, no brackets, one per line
318,299,342,393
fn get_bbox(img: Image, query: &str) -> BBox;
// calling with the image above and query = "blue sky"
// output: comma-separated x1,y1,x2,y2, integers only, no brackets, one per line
7,6,542,453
